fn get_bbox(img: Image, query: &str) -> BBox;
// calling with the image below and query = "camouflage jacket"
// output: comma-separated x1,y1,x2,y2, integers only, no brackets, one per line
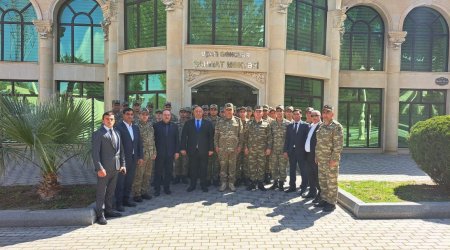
270,118,290,154
207,116,221,128
170,112,179,123
315,120,344,163
113,112,122,125
138,121,156,158
245,119,272,151
214,116,243,152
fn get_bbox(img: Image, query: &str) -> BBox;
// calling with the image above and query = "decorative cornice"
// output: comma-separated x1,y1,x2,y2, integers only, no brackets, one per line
185,70,207,83
33,20,53,39
185,70,266,85
101,1,118,41
331,9,347,36
161,0,183,11
270,0,293,14
388,31,408,49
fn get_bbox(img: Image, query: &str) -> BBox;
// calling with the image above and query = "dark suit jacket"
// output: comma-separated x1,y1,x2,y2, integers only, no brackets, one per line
283,121,309,159
153,121,180,157
307,122,321,161
92,126,125,171
180,118,214,155
115,121,143,162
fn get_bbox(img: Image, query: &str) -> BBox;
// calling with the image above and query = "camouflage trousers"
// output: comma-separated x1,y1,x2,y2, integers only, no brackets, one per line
207,152,220,181
269,150,288,181
218,150,237,183
247,149,266,181
318,161,339,205
236,151,248,180
264,156,270,175
132,156,154,196
174,154,189,176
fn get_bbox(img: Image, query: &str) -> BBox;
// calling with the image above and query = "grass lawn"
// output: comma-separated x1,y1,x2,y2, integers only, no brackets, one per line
0,185,96,210
338,181,450,203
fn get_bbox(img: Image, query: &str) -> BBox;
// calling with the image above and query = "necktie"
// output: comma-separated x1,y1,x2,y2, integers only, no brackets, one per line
109,129,117,148
294,123,298,133
196,120,200,131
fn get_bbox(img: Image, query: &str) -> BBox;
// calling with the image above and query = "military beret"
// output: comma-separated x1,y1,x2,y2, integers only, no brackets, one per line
322,104,334,111
276,105,284,111
224,103,234,110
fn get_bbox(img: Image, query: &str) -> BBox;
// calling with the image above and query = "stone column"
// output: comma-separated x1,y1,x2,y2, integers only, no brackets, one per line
326,9,346,119
385,31,407,153
102,1,119,110
33,20,54,102
163,0,183,111
267,0,292,106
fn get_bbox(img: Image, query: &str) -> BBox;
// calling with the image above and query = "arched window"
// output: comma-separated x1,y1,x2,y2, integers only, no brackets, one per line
340,6,384,71
0,0,38,61
286,0,327,54
401,7,449,72
57,0,104,64
125,0,166,49
188,0,265,47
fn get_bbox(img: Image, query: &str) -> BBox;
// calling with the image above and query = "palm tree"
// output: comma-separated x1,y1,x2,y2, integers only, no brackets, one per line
0,95,92,200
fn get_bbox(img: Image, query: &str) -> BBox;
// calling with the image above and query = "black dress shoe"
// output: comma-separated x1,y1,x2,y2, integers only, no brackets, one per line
323,203,336,212
141,193,152,200
164,189,172,195
133,196,143,202
304,190,317,198
298,188,307,196
123,200,137,207
201,187,208,192
187,186,196,192
246,182,255,191
104,210,122,218
284,187,296,193
115,204,125,212
96,215,107,225
269,180,278,190
312,196,322,204
314,200,328,208
154,190,160,196
258,182,267,191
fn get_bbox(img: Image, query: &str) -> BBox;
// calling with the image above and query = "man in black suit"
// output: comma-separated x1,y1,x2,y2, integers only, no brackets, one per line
304,110,322,200
92,112,126,225
153,109,180,196
283,108,309,194
180,106,214,192
114,108,144,211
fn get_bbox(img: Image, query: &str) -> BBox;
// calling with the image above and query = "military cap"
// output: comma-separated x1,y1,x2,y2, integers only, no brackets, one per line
262,104,269,111
146,103,154,108
254,105,263,111
285,106,294,111
202,105,209,110
237,106,246,111
191,104,199,110
185,107,192,113
133,102,141,106
276,105,284,111
269,106,275,111
322,104,334,111
164,101,172,107
179,107,186,112
224,103,234,110
155,109,163,114
112,100,120,105
122,101,129,106
140,108,150,114
210,104,218,109
305,107,314,113
246,106,253,112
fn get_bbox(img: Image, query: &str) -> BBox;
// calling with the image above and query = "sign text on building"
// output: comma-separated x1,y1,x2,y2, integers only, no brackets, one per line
193,50,260,70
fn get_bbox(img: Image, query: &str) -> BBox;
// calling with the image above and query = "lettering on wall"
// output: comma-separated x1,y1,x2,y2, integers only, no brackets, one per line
193,51,260,70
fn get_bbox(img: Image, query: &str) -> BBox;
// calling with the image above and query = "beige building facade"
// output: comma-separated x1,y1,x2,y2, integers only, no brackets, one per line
0,0,449,153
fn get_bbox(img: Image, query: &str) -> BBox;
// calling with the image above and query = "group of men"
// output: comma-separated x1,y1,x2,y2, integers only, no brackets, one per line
92,100,343,225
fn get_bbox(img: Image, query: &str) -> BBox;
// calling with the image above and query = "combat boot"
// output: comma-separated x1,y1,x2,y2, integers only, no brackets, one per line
229,182,236,192
219,182,227,192
264,173,271,184
278,181,285,191
172,176,180,184
258,181,267,191
269,180,278,190
246,181,255,191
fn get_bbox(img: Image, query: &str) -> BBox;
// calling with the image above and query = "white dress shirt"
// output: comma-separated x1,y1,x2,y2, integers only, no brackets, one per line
123,121,134,141
305,122,318,152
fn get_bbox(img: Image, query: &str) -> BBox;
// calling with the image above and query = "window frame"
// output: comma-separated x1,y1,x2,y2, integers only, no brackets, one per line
284,75,324,115
125,72,167,110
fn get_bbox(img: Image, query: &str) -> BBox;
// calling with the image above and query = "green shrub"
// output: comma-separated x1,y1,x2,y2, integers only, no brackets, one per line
409,115,450,190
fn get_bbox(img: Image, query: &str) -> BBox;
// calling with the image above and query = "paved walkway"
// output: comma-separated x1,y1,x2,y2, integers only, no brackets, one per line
0,153,434,186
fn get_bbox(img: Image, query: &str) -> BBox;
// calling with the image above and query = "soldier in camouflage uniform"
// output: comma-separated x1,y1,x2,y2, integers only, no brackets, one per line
246,106,254,121
132,102,141,125
269,105,290,191
206,104,220,186
146,103,155,124
268,106,276,120
244,105,272,191
262,105,273,184
285,106,294,123
236,106,250,186
314,105,343,213
202,105,209,120
174,107,189,184
214,103,243,192
154,109,163,123
112,100,122,126
132,108,157,202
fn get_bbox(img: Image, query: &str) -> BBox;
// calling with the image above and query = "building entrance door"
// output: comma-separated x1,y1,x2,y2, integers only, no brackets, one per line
191,80,258,108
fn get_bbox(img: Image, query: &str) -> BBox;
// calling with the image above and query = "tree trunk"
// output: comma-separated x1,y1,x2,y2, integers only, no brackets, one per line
37,172,61,200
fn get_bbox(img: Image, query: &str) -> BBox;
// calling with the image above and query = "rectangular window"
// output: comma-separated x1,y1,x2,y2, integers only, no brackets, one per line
0,80,38,106
339,88,382,148
398,89,447,147
125,72,166,110
284,76,323,119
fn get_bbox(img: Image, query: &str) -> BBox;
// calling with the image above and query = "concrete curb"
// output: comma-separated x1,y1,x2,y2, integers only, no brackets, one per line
0,208,96,227
338,189,450,219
